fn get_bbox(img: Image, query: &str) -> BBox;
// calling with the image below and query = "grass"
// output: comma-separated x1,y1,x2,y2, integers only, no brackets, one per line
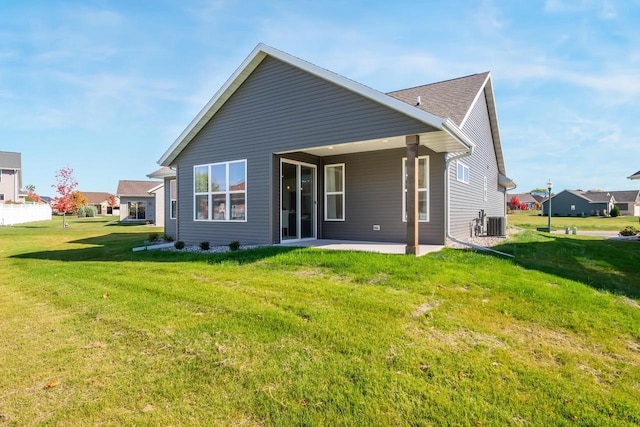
508,210,639,231
0,216,639,425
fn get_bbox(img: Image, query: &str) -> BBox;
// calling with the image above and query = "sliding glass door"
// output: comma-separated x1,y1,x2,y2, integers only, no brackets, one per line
281,160,316,241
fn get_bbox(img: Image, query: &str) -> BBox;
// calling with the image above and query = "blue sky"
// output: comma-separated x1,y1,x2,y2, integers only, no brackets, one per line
2,0,639,196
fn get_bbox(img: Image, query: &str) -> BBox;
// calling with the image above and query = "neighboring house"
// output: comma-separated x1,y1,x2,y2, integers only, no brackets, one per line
148,167,177,237
542,190,615,217
156,43,514,253
507,193,538,210
0,151,22,203
596,190,640,216
81,192,120,215
116,180,163,223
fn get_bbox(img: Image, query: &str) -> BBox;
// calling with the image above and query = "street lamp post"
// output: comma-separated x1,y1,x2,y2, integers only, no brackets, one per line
547,179,553,232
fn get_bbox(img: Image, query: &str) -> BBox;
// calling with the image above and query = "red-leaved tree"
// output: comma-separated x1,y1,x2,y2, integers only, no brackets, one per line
106,194,118,215
52,166,78,227
510,195,521,210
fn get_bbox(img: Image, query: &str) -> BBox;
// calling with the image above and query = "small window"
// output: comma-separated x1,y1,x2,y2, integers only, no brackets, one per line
324,164,345,221
0,193,4,201
194,160,246,221
571,205,576,211
457,161,469,184
483,176,488,201
170,180,177,219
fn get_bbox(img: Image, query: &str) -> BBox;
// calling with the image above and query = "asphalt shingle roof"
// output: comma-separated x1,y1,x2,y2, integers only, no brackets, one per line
386,72,490,126
116,180,160,197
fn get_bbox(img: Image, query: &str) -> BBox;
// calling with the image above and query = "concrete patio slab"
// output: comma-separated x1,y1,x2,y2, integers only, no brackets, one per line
277,239,444,256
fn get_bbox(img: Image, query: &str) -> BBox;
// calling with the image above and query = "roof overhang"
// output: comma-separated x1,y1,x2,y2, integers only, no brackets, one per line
159,43,473,166
498,173,516,190
628,170,640,180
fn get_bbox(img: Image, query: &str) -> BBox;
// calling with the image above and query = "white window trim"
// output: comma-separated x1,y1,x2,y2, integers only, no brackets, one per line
324,163,345,221
457,161,469,184
169,179,177,219
402,155,430,223
193,160,247,222
483,176,488,202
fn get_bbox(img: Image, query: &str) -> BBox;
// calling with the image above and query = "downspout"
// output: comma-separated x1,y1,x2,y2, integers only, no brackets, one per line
443,135,514,259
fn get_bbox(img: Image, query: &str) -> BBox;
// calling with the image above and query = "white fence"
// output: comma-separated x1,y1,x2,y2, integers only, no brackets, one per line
0,203,52,226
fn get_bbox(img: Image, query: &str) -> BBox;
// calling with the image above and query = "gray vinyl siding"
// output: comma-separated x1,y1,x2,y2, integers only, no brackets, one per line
173,56,439,245
322,147,446,244
164,177,177,238
448,89,505,240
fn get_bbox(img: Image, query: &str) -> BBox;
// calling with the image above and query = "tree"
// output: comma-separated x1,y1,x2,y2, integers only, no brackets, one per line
106,194,118,215
51,166,78,227
510,195,521,210
24,184,43,203
71,191,88,213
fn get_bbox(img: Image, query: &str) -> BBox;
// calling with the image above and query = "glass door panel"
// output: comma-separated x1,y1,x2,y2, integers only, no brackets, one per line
281,161,316,241
300,165,315,239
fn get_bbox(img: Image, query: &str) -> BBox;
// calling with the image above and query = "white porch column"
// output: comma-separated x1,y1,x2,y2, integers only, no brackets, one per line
405,135,420,255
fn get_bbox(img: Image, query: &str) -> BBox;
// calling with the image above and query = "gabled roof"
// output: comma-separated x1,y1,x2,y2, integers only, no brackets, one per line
387,73,490,127
584,191,616,203
388,72,509,179
0,151,21,169
116,180,160,197
81,192,114,204
628,170,640,180
587,190,640,203
158,43,477,167
546,189,614,205
147,167,176,179
508,193,537,204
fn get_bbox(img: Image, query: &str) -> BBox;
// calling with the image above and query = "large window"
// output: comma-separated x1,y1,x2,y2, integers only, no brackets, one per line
128,201,146,220
457,161,469,184
169,179,177,219
403,156,429,222
194,160,246,221
324,164,345,221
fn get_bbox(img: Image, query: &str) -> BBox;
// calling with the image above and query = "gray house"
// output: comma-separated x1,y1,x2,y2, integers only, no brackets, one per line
0,151,22,203
542,190,614,217
156,44,514,253
608,190,640,216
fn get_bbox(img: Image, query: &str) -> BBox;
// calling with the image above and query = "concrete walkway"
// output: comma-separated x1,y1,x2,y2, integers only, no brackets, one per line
278,239,444,256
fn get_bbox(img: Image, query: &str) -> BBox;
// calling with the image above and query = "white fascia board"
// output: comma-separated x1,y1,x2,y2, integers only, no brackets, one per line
159,43,456,166
459,72,491,129
441,119,475,152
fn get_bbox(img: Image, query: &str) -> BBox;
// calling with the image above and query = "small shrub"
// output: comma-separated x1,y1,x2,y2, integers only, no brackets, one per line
76,205,98,217
229,240,241,251
149,232,159,242
174,241,185,250
164,235,174,242
610,206,620,217
619,226,638,237
200,241,210,251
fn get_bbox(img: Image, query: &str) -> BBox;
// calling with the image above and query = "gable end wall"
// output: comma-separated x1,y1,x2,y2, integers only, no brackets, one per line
449,89,505,239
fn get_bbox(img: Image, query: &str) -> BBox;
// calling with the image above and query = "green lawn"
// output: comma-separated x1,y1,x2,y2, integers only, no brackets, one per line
1,217,639,426
508,210,639,232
